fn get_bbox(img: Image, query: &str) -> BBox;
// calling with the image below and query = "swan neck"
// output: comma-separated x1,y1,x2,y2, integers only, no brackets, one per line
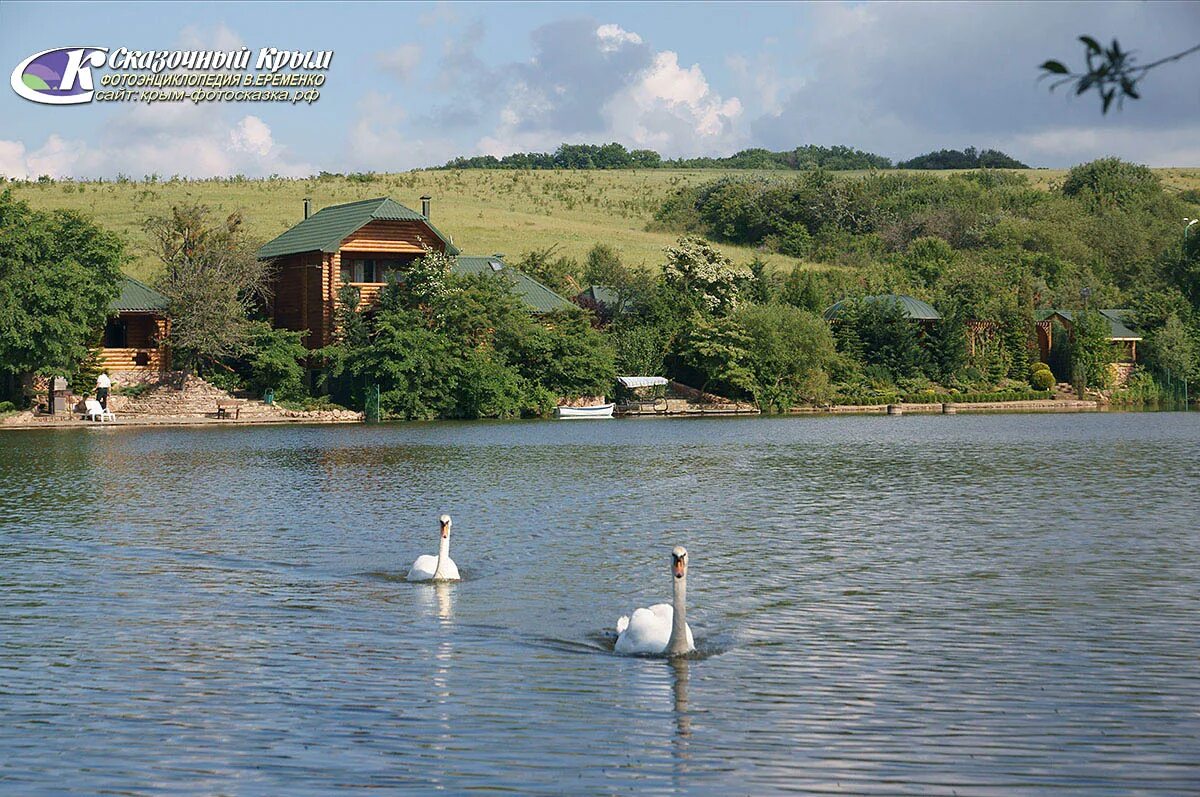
434,534,450,577
668,572,690,655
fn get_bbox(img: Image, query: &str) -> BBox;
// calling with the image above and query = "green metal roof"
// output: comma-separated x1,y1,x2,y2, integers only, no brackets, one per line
454,256,574,314
1042,308,1142,341
110,275,169,314
257,197,460,260
577,285,621,308
823,294,941,321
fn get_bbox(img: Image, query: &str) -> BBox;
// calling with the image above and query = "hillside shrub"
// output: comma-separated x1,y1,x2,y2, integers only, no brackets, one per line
1030,369,1056,390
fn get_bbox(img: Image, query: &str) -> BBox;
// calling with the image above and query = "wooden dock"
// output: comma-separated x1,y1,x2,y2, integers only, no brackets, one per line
616,398,759,417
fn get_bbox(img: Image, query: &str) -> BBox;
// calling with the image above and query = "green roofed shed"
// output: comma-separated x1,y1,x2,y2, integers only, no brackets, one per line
455,255,574,314
109,275,169,313
1040,309,1141,341
257,197,460,260
823,294,941,322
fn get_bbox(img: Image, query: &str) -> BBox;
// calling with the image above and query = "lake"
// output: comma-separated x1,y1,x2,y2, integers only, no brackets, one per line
2,412,1198,795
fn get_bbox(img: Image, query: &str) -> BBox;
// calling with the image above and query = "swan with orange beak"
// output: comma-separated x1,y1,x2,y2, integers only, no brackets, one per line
406,514,461,582
614,546,695,656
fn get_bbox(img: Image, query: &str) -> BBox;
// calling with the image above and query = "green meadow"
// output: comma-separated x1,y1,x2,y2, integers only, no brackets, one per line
8,167,1200,281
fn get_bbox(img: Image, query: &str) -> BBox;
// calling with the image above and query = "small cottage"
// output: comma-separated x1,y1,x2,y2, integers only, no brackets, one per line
99,276,170,372
1037,309,1142,383
257,196,573,349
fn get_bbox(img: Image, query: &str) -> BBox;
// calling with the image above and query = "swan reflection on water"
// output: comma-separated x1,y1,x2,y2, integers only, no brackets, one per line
671,656,691,742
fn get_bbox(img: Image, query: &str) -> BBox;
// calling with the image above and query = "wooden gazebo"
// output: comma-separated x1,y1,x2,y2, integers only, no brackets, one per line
99,276,170,372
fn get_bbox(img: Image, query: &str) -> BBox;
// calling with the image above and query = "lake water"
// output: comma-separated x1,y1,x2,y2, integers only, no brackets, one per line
2,413,1199,795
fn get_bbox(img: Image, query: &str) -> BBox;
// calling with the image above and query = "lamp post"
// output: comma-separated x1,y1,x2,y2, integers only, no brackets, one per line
1080,286,1091,311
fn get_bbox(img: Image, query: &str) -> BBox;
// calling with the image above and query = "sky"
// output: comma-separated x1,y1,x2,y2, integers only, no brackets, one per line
1,0,1198,179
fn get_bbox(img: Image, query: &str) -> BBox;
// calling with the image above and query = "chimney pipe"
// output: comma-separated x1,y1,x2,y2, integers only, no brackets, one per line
304,197,311,219
420,195,431,219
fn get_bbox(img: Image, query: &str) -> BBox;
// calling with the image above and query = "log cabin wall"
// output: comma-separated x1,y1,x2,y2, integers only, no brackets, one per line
269,219,450,348
331,221,446,315
271,251,326,349
339,220,444,255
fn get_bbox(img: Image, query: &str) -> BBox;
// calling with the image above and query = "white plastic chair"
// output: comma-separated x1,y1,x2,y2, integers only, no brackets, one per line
84,398,116,422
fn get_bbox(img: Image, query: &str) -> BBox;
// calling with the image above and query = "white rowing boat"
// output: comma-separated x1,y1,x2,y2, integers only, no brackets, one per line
555,403,615,419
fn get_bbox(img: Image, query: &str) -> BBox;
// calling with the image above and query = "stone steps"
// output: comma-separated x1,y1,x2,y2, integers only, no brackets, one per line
115,374,284,418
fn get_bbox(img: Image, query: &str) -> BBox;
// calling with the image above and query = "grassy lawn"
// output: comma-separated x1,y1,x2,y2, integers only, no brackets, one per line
8,167,1200,281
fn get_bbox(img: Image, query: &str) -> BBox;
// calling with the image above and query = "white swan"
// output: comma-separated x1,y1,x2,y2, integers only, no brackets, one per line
406,514,460,582
615,546,695,656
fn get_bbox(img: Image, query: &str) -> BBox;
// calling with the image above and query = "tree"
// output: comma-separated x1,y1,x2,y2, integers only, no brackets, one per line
900,236,957,287
611,323,668,376
925,305,969,382
501,309,616,399
734,303,836,410
661,236,746,316
676,314,756,398
236,321,308,401
1145,313,1197,382
145,203,271,372
515,245,580,297
1061,158,1160,210
779,267,827,313
0,191,123,398
1069,308,1113,391
832,298,930,380
383,247,454,312
1041,36,1200,113
581,244,625,289
329,302,458,420
745,256,776,304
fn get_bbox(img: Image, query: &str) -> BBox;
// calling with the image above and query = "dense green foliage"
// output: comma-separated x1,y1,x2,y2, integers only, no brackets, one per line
897,147,1029,169
234,322,309,401
1067,309,1114,391
441,143,893,171
439,143,1036,172
651,158,1200,398
0,191,124,400
323,260,615,420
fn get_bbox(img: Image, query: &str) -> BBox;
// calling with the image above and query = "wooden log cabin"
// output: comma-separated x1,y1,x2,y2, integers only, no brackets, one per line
257,196,573,349
99,276,171,372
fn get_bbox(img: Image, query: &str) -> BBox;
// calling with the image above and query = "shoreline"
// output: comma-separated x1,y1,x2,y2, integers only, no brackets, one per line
0,398,1154,431
790,398,1101,414
0,413,363,431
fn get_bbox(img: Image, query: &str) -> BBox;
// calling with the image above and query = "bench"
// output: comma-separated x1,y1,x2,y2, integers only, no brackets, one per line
215,399,246,419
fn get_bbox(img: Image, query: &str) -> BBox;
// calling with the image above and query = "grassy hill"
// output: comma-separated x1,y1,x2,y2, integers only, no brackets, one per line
7,167,1200,281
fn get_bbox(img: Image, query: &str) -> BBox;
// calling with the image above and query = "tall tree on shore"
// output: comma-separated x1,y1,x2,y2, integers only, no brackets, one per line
0,191,123,399
144,203,271,372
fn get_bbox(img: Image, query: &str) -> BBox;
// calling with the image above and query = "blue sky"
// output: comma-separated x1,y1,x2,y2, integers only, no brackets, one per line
1,1,1197,178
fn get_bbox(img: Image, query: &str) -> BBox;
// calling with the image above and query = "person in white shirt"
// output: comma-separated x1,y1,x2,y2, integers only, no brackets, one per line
96,372,111,409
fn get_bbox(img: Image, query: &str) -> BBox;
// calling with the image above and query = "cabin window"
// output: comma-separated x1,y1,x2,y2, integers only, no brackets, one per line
340,259,378,283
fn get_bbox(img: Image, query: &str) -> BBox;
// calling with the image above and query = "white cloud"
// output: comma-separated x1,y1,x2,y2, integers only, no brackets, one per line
376,44,423,82
228,115,275,158
0,110,311,180
433,19,744,160
603,51,743,155
596,23,643,53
